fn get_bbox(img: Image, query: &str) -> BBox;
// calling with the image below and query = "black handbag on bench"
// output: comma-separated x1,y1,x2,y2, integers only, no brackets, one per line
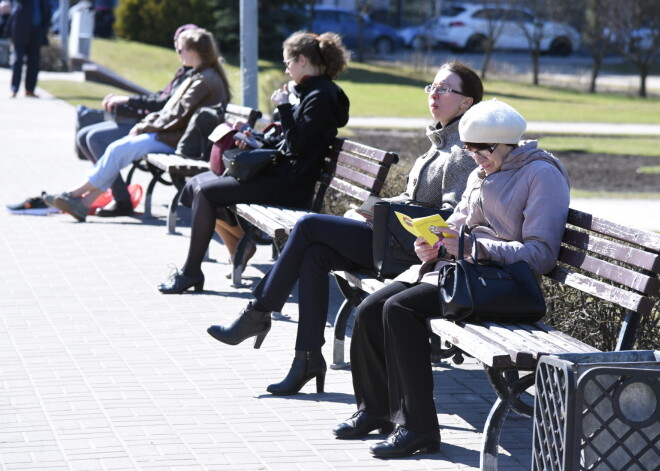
438,225,546,323
372,201,452,279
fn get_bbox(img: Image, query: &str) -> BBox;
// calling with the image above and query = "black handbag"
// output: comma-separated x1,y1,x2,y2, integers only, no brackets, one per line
222,147,281,182
438,225,546,323
372,201,452,279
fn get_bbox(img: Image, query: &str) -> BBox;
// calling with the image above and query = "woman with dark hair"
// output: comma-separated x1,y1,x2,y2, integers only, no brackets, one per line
333,99,570,459
206,61,484,397
44,28,231,222
158,30,351,294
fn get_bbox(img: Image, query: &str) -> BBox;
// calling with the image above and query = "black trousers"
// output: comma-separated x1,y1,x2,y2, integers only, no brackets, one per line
350,281,440,433
253,213,374,351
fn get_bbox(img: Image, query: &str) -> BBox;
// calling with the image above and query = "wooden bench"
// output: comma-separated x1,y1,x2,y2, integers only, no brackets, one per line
127,103,262,233
332,208,660,470
230,138,399,286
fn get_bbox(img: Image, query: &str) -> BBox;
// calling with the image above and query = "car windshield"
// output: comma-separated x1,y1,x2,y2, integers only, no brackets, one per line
441,5,466,17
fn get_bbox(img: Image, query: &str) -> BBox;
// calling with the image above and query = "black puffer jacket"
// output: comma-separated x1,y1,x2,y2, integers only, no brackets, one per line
274,74,350,182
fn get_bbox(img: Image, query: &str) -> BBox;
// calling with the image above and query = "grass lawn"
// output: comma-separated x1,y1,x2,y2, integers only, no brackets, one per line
41,38,660,123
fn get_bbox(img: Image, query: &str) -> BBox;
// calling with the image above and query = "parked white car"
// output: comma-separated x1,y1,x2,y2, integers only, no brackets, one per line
399,2,580,56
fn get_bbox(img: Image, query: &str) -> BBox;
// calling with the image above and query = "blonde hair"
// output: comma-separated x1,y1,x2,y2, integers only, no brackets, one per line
178,28,232,102
283,31,350,79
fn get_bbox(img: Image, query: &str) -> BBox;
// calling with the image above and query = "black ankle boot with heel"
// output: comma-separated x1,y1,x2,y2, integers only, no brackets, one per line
266,350,327,395
207,302,272,349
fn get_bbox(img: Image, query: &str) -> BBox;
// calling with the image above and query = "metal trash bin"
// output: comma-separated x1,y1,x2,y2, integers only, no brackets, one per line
532,350,660,471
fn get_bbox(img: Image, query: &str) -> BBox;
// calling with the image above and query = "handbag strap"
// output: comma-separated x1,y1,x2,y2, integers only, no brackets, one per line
457,224,467,261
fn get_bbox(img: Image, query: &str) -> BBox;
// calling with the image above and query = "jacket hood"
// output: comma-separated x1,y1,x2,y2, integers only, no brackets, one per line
296,74,350,128
487,140,571,189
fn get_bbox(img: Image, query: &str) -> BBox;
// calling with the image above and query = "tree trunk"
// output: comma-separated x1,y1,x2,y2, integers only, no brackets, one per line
639,67,648,97
532,48,540,86
589,55,602,93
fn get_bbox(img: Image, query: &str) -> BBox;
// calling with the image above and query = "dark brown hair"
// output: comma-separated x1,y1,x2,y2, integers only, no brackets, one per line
283,31,350,79
441,61,483,105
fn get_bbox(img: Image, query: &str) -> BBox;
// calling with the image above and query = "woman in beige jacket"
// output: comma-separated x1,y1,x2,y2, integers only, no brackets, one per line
45,28,230,222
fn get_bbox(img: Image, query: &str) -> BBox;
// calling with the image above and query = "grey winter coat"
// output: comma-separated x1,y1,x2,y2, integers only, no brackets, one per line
387,118,477,210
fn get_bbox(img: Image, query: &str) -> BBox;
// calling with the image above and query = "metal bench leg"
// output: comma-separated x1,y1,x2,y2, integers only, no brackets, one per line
166,187,183,234
143,175,159,219
231,229,257,288
329,274,368,370
481,366,535,471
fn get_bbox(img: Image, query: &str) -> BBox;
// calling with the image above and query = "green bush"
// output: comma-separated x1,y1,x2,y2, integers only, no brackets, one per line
114,0,214,48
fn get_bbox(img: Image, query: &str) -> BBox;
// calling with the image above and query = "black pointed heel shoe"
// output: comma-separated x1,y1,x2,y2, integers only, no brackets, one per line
266,350,327,395
158,270,204,294
333,411,394,439
370,425,441,458
207,302,272,349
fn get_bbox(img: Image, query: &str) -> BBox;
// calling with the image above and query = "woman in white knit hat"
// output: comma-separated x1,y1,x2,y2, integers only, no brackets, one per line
334,98,570,459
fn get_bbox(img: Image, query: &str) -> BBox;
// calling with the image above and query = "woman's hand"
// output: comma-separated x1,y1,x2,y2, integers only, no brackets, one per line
442,227,472,258
271,84,290,106
102,94,129,112
234,130,251,150
414,237,439,262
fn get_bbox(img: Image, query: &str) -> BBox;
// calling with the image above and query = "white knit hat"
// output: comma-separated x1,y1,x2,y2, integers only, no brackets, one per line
459,98,527,145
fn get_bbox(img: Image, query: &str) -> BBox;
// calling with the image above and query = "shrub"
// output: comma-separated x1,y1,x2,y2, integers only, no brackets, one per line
114,0,214,48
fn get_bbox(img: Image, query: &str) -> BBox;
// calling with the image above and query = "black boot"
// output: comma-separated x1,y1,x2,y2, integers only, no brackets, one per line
267,350,327,395
207,302,272,349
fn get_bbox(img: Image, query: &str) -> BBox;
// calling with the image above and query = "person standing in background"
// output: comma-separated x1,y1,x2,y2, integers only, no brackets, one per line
6,0,52,98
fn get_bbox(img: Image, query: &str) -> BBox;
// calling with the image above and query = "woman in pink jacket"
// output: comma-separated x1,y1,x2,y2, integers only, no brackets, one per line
333,99,570,459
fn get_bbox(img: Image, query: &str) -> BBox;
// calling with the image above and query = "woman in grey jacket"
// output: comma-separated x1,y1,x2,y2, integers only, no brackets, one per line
333,99,570,459
206,61,483,397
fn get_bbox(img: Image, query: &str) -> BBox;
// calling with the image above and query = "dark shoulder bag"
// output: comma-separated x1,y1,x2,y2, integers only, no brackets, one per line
372,201,453,279
438,225,546,323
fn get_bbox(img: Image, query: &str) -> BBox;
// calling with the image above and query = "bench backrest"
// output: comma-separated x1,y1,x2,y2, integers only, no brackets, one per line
547,208,660,349
310,138,399,213
224,103,262,128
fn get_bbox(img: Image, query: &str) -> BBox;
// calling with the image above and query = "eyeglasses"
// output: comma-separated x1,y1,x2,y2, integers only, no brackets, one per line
424,84,467,96
283,57,297,68
463,144,497,158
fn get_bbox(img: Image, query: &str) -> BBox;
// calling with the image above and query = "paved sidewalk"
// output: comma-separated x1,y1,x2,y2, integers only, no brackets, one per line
0,76,535,469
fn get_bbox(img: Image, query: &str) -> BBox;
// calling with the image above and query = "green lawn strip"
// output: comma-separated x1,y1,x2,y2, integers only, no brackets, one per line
539,135,660,158
571,190,660,199
38,38,660,123
638,166,660,174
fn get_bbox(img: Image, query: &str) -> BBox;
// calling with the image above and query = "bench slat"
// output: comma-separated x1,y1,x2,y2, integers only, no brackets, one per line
334,151,394,180
326,177,372,202
334,270,389,294
562,227,660,274
331,164,385,195
568,208,660,253
429,319,515,368
558,246,660,295
513,322,600,355
234,204,290,239
332,138,398,166
456,323,536,368
548,265,655,315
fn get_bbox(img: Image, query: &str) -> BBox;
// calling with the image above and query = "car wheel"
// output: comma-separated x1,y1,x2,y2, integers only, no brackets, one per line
549,37,572,56
466,35,487,53
374,37,394,55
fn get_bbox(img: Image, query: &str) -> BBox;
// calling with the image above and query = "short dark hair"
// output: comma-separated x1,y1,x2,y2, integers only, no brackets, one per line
441,61,483,105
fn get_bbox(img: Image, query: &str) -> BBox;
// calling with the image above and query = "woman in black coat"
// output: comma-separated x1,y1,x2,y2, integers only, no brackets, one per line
159,31,350,294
